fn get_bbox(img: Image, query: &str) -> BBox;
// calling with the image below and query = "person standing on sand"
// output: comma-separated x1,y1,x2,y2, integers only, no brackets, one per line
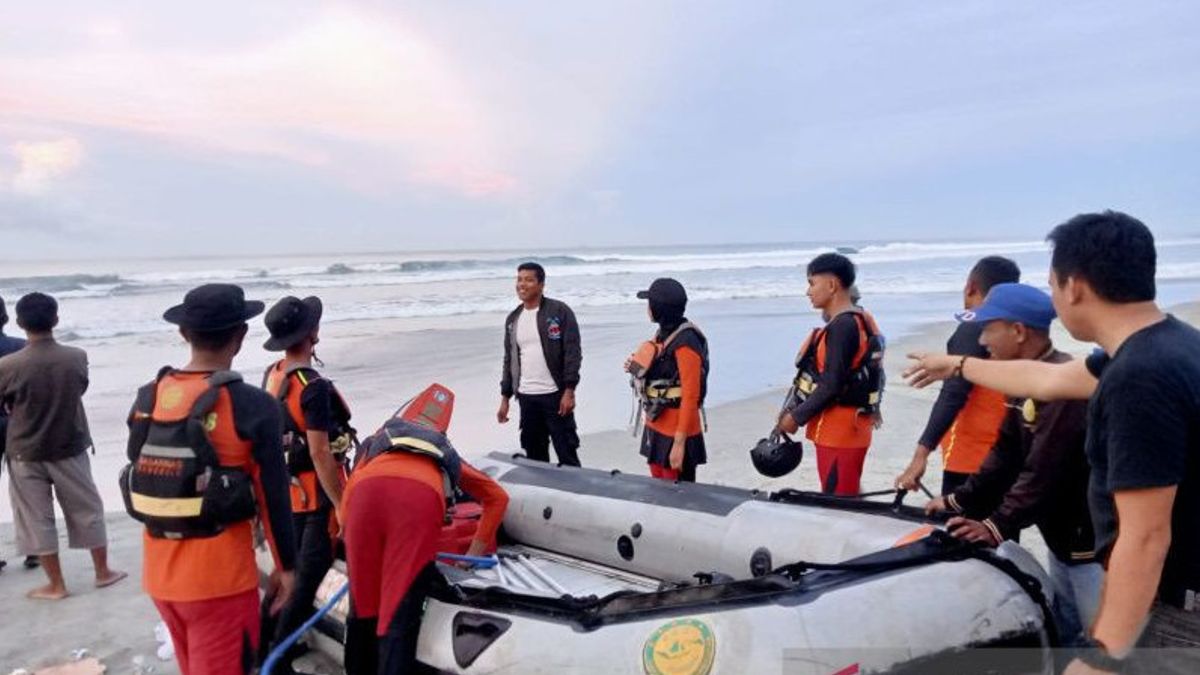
0,292,125,599
777,253,883,496
126,284,295,674
625,278,709,482
0,295,40,572
895,256,1020,495
497,262,583,466
922,283,1101,647
259,295,355,670
906,212,1199,674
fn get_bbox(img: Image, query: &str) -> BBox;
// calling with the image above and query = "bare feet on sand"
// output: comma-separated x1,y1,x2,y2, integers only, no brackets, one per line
27,583,69,600
95,569,128,588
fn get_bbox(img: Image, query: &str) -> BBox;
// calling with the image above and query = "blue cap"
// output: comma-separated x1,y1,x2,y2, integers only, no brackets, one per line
956,283,1056,330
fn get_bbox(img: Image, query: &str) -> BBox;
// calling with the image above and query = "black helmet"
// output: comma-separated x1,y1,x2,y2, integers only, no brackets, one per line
750,434,803,478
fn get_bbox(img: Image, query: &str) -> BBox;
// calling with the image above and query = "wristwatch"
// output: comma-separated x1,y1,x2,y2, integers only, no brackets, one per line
1078,636,1125,672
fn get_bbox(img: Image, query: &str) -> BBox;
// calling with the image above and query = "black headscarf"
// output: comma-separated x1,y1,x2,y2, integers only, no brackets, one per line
651,297,687,340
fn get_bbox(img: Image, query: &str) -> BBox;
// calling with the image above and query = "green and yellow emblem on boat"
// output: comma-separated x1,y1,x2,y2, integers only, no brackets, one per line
642,618,716,675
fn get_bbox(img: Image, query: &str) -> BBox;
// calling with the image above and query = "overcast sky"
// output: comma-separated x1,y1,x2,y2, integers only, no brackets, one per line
2,1,1198,259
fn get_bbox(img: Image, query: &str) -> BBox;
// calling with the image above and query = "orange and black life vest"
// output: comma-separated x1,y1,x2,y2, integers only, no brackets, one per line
793,310,885,414
353,384,463,522
639,322,709,420
121,368,257,539
262,361,354,513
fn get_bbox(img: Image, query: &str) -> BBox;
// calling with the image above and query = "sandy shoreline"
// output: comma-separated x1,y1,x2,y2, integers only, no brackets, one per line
3,303,1199,671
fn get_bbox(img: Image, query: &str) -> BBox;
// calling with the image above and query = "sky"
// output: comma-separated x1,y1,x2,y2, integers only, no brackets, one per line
1,1,1198,259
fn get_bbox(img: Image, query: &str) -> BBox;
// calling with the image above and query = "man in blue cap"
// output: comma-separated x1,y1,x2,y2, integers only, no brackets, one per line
923,283,1101,646
907,212,1200,672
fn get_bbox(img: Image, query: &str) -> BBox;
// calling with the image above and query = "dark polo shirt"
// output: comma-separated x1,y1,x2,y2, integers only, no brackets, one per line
0,337,92,462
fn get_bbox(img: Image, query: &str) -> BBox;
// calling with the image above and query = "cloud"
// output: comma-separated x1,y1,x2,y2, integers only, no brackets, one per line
6,137,84,194
0,8,551,199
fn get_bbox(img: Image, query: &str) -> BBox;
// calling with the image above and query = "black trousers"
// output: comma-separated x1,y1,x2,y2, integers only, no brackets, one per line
344,565,438,675
517,391,581,466
261,502,335,668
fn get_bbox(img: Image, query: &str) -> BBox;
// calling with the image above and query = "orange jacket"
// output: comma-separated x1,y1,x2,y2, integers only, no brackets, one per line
645,345,705,439
801,311,877,449
139,372,290,602
940,385,1007,474
344,453,509,548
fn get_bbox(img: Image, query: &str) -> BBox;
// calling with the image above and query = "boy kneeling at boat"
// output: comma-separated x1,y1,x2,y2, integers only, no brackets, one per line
342,384,509,674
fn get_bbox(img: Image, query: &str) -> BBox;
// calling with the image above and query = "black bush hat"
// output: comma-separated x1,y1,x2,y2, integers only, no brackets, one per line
163,284,265,331
263,296,323,351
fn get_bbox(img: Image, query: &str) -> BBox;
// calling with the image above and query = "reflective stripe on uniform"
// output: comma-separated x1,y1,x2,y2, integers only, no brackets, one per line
131,493,204,517
140,443,198,459
644,386,683,400
795,374,817,396
387,435,444,457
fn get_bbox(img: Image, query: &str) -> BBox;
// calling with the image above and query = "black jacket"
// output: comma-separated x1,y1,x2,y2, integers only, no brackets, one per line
948,350,1095,564
501,297,581,397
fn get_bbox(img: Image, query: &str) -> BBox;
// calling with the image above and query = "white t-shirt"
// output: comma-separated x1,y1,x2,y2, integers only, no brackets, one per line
517,307,558,395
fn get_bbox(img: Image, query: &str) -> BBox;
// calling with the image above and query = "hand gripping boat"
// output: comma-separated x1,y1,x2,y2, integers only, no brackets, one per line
278,456,1055,675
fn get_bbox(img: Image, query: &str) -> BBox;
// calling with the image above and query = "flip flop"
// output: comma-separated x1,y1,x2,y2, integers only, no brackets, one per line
95,570,128,588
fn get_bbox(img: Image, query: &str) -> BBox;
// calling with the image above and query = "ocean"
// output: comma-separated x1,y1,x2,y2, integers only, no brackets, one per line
2,238,1199,519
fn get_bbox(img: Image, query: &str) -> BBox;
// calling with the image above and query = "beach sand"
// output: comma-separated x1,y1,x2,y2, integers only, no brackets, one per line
4,304,1199,671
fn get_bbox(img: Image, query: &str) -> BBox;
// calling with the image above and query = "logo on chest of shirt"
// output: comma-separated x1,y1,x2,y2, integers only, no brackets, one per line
547,317,562,340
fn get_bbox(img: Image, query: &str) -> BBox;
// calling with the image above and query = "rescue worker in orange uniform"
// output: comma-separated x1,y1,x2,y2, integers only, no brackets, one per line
342,384,509,674
123,284,295,675
778,254,884,496
259,296,355,669
625,278,709,481
894,256,1019,495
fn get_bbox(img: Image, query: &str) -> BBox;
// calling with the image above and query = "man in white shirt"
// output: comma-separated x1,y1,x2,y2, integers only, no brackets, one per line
497,263,582,466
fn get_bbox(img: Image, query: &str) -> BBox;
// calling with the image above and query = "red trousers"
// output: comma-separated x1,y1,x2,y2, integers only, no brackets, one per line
343,477,443,635
153,589,259,675
815,445,868,496
648,463,680,481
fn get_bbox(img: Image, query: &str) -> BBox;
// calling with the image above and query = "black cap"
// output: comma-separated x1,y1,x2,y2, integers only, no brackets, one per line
163,284,265,331
636,278,687,305
263,296,323,351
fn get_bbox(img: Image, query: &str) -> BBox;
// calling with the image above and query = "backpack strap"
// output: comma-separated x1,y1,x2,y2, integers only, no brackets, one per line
127,365,174,461
660,321,703,352
185,371,243,468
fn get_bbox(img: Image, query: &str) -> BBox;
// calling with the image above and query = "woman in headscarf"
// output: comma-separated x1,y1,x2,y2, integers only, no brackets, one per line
625,278,710,481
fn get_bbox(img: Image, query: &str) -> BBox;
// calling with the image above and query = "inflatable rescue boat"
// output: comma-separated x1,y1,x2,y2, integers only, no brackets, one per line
276,453,1056,674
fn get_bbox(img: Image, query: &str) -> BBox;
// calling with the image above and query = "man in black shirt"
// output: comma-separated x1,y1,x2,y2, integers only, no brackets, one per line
896,256,1020,495
906,211,1199,673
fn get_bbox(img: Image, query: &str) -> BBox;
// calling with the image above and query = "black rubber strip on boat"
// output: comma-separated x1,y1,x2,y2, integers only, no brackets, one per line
487,451,942,524
427,531,1051,637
